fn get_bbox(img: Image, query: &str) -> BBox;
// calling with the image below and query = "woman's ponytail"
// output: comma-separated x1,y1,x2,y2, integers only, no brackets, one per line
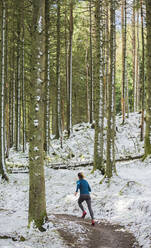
78,172,84,179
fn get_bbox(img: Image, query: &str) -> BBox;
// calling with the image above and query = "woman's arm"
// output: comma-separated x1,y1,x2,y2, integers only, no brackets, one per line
88,183,91,192
75,181,80,195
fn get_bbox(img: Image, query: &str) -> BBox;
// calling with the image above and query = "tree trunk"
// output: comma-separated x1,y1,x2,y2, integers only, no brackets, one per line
16,1,21,151
106,0,116,178
0,0,9,181
22,11,26,153
89,0,94,124
44,0,50,154
11,8,16,148
85,48,90,122
124,0,129,118
105,3,109,114
132,0,136,112
28,0,47,230
56,0,62,139
93,0,105,174
136,8,140,111
112,0,116,173
4,1,9,158
140,0,145,141
144,0,151,157
67,0,73,137
65,0,69,130
121,0,126,124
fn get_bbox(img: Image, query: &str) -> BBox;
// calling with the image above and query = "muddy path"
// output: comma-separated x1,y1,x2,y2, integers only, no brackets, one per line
50,214,140,248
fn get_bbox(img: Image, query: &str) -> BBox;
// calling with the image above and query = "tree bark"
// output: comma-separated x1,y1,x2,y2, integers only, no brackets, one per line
93,0,105,174
121,0,126,124
144,0,151,157
85,48,90,122
0,0,9,181
22,5,26,153
28,0,47,230
56,0,62,139
132,0,136,112
105,2,109,114
89,0,94,124
140,0,145,141
67,0,73,137
44,0,50,154
16,0,22,151
136,8,140,111
106,0,116,178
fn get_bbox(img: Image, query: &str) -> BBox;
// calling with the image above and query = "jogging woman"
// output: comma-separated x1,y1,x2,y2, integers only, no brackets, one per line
74,172,95,226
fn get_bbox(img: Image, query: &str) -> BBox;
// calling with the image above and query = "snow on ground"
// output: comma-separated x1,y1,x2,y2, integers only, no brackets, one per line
7,112,144,168
0,172,66,248
1,112,150,248
48,112,144,164
1,159,151,247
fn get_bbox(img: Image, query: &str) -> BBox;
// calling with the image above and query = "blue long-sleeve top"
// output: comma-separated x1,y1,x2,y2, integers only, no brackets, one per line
76,179,91,195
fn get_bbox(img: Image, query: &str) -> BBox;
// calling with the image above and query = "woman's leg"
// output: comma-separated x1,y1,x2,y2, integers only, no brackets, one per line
78,196,85,212
86,197,94,219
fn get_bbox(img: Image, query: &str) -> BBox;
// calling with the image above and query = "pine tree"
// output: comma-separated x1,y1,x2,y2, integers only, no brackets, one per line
0,0,9,181
93,0,105,174
144,0,151,157
67,0,74,136
106,0,116,178
56,0,62,139
132,0,136,112
121,0,126,124
140,0,145,141
89,0,94,124
44,0,50,154
28,0,47,230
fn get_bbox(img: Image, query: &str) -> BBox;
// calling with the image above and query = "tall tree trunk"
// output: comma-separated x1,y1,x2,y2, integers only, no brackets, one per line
28,0,47,230
85,48,90,122
106,0,116,178
44,0,50,154
65,0,69,130
0,0,8,181
12,61,16,146
16,1,21,151
89,0,94,123
144,0,151,157
121,0,126,124
93,0,105,174
112,0,116,173
9,48,13,148
56,0,62,139
124,0,129,118
136,8,140,111
22,8,26,153
11,6,16,148
132,0,136,112
67,0,73,137
5,1,9,158
105,3,109,114
140,0,145,141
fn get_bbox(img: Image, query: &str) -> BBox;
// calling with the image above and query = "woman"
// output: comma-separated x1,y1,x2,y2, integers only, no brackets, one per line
74,172,95,226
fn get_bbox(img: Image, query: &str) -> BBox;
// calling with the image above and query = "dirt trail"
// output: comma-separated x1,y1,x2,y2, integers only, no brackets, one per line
51,214,140,248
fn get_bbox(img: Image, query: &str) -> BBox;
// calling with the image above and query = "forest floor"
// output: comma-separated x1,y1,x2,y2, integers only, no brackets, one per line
51,214,139,248
1,159,151,248
1,112,151,247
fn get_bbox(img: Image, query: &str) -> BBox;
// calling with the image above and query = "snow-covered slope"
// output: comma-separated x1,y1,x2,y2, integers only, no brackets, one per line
1,159,151,247
1,112,150,248
6,112,144,169
48,112,144,164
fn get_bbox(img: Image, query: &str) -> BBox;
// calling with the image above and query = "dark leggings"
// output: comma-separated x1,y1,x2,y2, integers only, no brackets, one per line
78,194,94,219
